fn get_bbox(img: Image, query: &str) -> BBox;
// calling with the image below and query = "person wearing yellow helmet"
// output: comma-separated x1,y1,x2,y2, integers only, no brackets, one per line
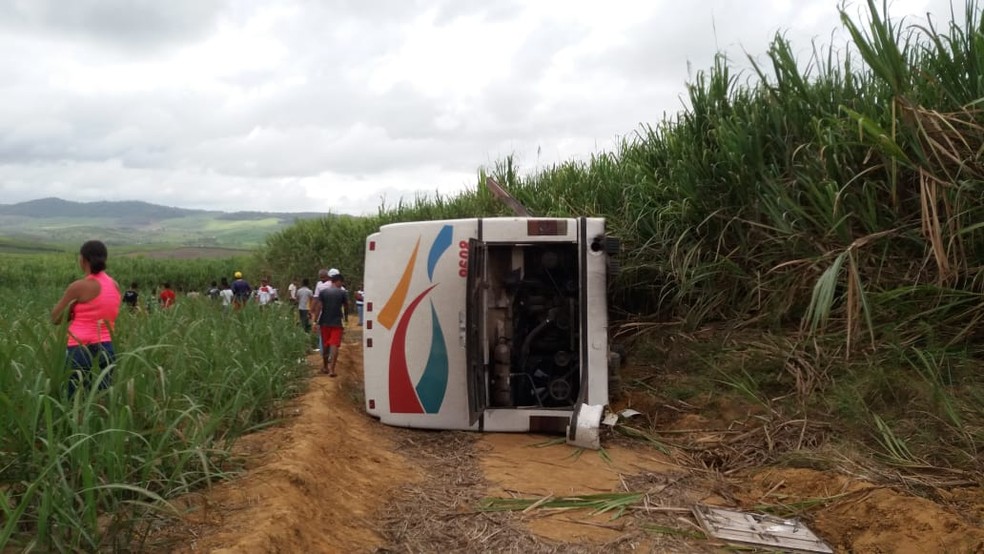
231,271,251,309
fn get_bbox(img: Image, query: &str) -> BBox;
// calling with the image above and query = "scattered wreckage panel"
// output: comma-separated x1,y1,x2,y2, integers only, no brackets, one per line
566,403,604,450
693,505,833,554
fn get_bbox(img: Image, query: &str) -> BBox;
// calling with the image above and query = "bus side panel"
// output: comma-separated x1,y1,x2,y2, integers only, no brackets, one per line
363,221,478,430
582,217,610,406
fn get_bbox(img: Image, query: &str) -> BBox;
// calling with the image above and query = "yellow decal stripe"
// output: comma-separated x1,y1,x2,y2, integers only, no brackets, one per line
377,238,420,329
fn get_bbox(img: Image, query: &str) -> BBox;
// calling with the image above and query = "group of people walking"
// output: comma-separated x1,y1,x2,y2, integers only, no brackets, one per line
120,282,179,311
118,272,283,312
51,239,359,395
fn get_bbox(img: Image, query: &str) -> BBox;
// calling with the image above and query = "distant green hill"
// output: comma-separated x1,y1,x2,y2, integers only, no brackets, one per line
0,237,65,254
0,198,327,248
0,197,199,219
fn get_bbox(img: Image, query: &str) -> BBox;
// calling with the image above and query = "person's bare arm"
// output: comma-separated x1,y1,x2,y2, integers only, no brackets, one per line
51,280,86,324
310,297,322,324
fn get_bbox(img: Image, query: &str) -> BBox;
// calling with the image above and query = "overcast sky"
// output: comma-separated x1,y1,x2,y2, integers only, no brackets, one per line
0,0,958,215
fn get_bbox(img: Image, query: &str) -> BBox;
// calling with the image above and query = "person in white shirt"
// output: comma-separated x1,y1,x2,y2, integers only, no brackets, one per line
219,277,234,309
256,278,275,306
295,278,314,333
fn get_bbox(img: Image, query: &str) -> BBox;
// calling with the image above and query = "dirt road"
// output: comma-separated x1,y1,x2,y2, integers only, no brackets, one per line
148,335,984,553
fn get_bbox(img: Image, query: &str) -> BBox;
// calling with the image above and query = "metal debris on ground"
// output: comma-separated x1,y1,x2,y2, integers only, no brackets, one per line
692,505,833,553
567,404,605,450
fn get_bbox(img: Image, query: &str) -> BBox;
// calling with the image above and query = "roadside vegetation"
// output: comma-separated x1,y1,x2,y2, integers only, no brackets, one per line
0,238,66,255
0,257,309,551
0,252,254,293
260,1,983,476
2,0,982,550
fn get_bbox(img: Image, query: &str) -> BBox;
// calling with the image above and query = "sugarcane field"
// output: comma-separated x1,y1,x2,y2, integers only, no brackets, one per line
2,1,984,553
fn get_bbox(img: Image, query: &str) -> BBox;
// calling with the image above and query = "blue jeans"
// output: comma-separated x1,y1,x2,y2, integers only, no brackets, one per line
357,303,364,326
66,341,115,396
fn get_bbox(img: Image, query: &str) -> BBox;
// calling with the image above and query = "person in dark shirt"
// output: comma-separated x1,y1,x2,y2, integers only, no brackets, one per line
311,274,348,376
231,271,252,309
207,280,220,300
122,282,139,310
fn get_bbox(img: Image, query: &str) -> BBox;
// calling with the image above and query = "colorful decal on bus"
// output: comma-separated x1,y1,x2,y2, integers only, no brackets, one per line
384,225,453,414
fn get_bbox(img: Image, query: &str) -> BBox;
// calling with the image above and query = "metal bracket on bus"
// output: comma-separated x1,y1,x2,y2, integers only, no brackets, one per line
566,403,604,450
485,177,533,217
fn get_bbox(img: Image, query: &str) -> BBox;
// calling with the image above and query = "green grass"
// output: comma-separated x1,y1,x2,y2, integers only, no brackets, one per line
640,523,705,541
200,217,282,232
0,251,257,293
0,256,311,551
0,237,65,254
478,492,644,519
620,328,983,475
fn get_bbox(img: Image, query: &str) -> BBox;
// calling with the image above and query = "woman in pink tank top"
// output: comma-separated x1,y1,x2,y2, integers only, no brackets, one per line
51,240,121,396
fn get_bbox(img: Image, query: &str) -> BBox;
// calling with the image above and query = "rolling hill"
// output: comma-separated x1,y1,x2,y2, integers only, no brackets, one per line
0,197,327,249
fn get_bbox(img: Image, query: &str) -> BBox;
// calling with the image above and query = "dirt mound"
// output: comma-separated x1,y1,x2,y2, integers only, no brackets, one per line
149,343,419,553
816,486,984,554
734,467,984,554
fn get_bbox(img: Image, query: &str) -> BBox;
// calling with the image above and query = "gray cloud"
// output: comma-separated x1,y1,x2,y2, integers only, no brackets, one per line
0,0,224,50
0,0,960,215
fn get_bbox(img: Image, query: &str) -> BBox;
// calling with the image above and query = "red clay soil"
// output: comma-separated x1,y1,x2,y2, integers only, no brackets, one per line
147,344,420,553
149,344,984,553
732,467,984,553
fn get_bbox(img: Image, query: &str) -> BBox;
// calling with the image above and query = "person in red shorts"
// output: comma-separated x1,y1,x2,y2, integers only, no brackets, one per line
310,273,348,376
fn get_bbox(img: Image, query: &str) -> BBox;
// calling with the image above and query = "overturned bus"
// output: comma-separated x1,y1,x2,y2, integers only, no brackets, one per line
362,217,617,447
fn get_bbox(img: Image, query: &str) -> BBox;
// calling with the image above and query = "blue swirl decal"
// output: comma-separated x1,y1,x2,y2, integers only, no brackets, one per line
427,224,453,282
415,300,449,413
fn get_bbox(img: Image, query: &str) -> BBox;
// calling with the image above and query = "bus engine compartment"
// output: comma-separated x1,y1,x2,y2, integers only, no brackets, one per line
482,242,582,409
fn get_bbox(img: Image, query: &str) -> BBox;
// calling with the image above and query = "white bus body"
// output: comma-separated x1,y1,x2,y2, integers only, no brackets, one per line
363,217,612,439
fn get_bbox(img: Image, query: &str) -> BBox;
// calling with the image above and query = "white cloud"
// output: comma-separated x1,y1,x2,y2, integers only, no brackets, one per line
0,0,961,215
